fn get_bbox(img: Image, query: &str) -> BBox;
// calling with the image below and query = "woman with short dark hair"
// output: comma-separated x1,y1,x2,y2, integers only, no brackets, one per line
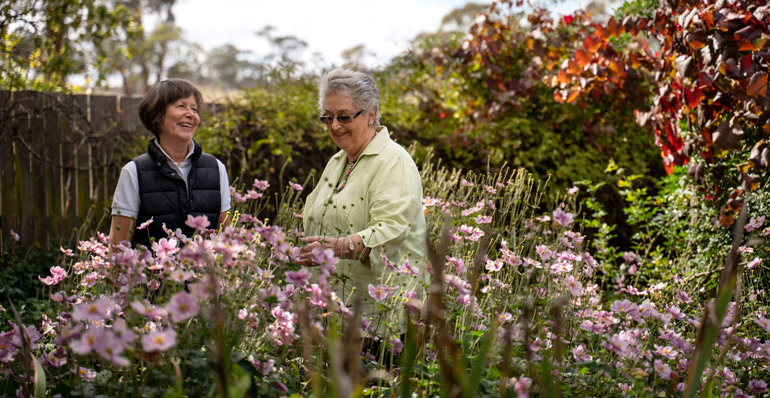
109,79,230,248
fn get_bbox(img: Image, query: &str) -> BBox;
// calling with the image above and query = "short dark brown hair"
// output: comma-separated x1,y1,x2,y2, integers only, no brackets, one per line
138,79,204,139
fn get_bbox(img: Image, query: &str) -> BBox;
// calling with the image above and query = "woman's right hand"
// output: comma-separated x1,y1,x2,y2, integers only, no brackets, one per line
296,235,340,267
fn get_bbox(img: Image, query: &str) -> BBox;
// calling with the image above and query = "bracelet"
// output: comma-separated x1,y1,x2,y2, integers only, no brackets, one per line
345,236,355,258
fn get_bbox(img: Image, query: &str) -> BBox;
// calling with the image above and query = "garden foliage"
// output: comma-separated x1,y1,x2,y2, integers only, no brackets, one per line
3,0,770,397
551,0,770,227
1,160,769,397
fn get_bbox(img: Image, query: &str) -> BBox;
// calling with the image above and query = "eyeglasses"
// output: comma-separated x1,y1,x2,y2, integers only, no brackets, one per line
319,110,363,125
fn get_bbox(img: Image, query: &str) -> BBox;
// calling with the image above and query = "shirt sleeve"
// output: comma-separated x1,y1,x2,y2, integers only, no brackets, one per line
357,155,423,248
111,162,140,218
217,159,231,212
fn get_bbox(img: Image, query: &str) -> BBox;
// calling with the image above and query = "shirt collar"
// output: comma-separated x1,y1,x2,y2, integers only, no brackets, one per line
153,139,195,165
332,126,391,161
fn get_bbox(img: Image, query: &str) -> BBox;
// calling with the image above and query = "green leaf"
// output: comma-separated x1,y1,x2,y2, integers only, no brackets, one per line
229,364,252,398
33,356,46,398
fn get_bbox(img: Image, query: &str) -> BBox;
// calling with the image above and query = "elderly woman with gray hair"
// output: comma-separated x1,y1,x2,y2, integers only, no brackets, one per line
297,68,427,322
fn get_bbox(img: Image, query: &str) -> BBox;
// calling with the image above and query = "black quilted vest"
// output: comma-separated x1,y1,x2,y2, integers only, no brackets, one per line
131,139,221,248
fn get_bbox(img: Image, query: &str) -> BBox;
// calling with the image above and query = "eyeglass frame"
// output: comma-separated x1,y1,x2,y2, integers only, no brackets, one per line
319,109,363,125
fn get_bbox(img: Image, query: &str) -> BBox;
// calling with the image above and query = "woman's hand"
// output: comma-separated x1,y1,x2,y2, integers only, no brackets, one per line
296,235,341,267
296,234,372,267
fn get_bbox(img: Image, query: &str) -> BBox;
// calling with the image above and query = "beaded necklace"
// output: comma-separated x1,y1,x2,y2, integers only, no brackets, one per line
336,159,358,192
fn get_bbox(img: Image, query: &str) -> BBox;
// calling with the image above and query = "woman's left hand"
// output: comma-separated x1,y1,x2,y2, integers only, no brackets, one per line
296,235,340,267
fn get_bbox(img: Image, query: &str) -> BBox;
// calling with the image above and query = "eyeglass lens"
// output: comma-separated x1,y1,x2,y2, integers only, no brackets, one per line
320,110,361,124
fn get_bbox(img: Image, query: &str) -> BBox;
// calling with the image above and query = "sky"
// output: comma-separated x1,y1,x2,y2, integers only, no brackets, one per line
169,0,588,71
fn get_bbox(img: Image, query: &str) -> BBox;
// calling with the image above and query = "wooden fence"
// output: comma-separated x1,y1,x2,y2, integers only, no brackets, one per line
0,90,148,249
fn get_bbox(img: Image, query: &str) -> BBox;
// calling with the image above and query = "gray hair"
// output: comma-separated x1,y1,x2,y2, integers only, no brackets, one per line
318,68,381,127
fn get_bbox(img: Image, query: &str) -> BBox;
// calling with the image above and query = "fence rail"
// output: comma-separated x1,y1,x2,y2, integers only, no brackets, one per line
0,90,148,249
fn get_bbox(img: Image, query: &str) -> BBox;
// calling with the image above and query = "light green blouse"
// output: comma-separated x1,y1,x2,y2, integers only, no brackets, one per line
303,126,427,320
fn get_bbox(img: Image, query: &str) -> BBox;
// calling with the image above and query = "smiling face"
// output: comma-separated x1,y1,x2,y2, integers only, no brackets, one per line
323,93,375,162
159,95,200,145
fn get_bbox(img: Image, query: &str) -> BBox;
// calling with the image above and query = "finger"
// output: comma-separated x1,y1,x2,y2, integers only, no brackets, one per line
301,236,321,243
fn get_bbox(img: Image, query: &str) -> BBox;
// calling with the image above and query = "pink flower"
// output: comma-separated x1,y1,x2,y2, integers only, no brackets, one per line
136,217,153,230
654,344,679,360
286,268,312,287
288,182,302,191
446,256,467,275
653,359,673,379
552,208,574,227
747,257,762,270
308,284,327,307
461,201,485,216
666,304,686,321
230,187,246,203
535,245,553,261
485,258,504,272
253,179,270,191
498,312,513,323
311,247,338,267
572,344,592,362
389,337,403,356
131,301,168,319
484,185,497,194
565,276,583,296
185,214,211,232
72,297,114,322
550,260,573,274
675,290,692,304
244,190,263,200
267,306,297,346
0,333,19,363
169,268,192,283
397,259,420,276
443,274,471,295
746,216,765,232
423,196,443,207
77,367,96,381
142,329,177,352
60,246,75,256
461,179,473,187
70,328,102,355
10,229,19,241
610,299,639,317
166,292,199,323
44,348,67,368
94,330,130,367
754,316,770,333
112,318,137,344
749,380,768,394
508,376,531,398
368,284,396,301
568,186,579,195
622,251,638,263
152,238,179,258
475,214,492,224
606,330,637,357
39,266,67,286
